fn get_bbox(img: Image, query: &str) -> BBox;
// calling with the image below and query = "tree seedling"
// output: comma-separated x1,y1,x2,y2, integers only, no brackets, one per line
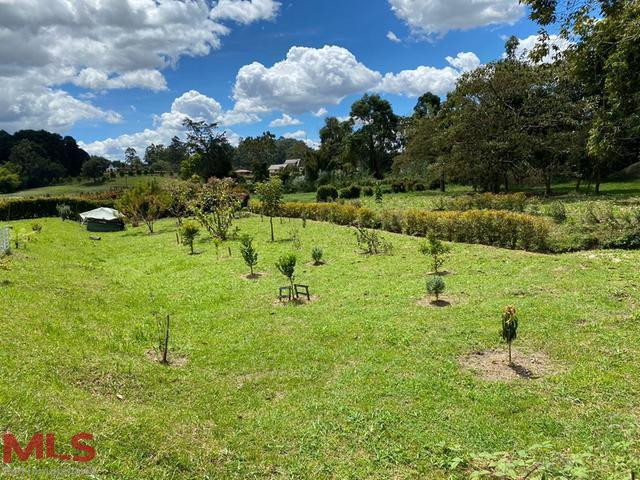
426,276,445,301
276,253,297,296
501,306,519,365
240,235,259,276
419,233,450,274
179,220,200,255
311,246,324,265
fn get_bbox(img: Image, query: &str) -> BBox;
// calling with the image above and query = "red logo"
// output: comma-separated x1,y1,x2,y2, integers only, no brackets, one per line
2,433,95,463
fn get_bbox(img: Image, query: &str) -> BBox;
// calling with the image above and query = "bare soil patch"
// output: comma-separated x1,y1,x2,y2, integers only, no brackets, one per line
242,272,267,280
145,349,187,368
459,348,557,381
416,297,453,308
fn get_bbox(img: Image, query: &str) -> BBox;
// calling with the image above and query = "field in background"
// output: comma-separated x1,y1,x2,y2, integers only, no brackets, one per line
1,216,639,478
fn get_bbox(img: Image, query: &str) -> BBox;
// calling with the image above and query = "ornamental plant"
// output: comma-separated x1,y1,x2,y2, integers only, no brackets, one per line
419,233,451,274
426,276,445,301
179,220,200,255
501,306,519,365
276,253,297,290
240,235,259,276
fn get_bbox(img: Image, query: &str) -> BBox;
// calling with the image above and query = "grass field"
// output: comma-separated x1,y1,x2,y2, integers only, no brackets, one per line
1,175,173,198
1,215,640,478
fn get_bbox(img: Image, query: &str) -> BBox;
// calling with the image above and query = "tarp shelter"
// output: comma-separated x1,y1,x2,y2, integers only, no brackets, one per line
79,207,125,232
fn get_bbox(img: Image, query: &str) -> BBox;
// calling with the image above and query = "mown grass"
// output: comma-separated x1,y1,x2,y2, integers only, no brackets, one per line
1,215,639,478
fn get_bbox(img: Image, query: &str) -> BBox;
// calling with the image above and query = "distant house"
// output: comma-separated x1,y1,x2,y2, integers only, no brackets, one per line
105,164,118,174
234,169,253,179
268,158,303,176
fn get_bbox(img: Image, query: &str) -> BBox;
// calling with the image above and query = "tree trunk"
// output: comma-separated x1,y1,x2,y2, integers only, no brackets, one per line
503,174,509,192
439,170,445,192
508,341,512,366
544,173,552,197
594,168,602,194
575,177,582,192
190,242,194,255
162,315,170,364
269,216,274,242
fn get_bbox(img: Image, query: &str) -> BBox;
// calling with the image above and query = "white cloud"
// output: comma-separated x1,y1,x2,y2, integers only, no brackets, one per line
81,90,240,159
387,31,401,43
210,0,281,24
388,0,524,36
377,52,481,97
269,114,302,127
0,0,277,133
509,34,572,63
313,107,328,117
232,45,382,114
283,130,307,140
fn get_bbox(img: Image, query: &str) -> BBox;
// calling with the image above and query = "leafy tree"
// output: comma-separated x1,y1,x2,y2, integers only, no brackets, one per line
349,94,400,178
0,166,20,193
426,276,445,301
7,139,65,188
167,181,197,226
81,156,110,182
314,117,354,179
117,179,170,233
276,253,297,290
419,234,451,274
181,118,233,179
501,306,519,365
124,147,142,168
256,177,284,241
235,132,279,180
190,178,241,240
179,220,200,255
413,92,441,118
240,235,259,276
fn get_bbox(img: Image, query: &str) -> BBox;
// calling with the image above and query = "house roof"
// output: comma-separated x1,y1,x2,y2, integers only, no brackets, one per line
284,158,301,166
268,164,286,171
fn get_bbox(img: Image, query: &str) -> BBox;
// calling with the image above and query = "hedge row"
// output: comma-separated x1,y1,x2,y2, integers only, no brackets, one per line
439,192,528,212
250,200,551,252
0,196,116,221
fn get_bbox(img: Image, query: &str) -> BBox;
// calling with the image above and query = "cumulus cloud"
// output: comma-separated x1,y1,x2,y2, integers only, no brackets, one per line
377,52,481,97
509,34,572,63
283,130,307,140
269,114,302,127
313,108,328,117
0,0,279,132
388,0,524,36
210,0,281,24
387,31,401,43
81,90,240,159
232,45,382,114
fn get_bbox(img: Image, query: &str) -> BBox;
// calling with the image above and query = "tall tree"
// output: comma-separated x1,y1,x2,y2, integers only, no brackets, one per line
182,118,234,179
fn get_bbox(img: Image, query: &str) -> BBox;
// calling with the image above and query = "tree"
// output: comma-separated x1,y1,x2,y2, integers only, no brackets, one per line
413,92,441,118
190,178,241,240
167,181,197,226
275,253,296,291
235,132,279,181
501,306,519,365
349,94,400,178
426,276,445,301
240,235,259,276
419,234,451,274
124,147,142,168
179,221,200,255
256,177,284,242
182,118,233,179
7,139,65,188
81,156,110,182
0,166,20,193
117,179,170,233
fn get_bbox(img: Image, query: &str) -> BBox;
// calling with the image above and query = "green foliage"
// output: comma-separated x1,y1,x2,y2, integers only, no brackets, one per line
190,178,241,241
56,203,73,221
0,166,21,193
180,118,233,180
240,235,259,275
256,177,284,241
275,253,297,288
311,246,324,265
362,186,374,197
0,196,115,221
374,183,383,203
419,233,451,274
546,201,567,223
339,184,361,199
179,220,200,255
440,193,528,212
316,185,338,202
501,306,519,364
81,156,110,182
355,226,392,255
31,222,42,233
426,275,445,301
116,179,170,234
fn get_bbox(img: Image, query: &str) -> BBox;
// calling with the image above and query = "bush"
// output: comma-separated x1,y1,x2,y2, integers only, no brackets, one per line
441,193,528,212
117,179,169,234
0,196,116,221
419,233,450,274
179,220,200,255
426,276,445,301
546,201,567,223
56,203,73,221
415,183,426,191
240,235,259,275
339,184,361,199
275,253,297,289
311,246,324,265
391,181,406,193
362,186,374,197
316,185,339,202
355,226,392,255
31,222,42,233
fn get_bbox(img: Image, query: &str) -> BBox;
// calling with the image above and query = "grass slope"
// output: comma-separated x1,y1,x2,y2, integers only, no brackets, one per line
1,217,639,478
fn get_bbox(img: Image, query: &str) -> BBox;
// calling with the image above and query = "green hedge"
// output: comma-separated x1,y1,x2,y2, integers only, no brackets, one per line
249,200,551,252
0,197,116,221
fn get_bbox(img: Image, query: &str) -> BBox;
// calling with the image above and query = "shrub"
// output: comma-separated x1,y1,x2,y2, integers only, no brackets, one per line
501,306,519,365
56,203,73,221
415,182,426,191
380,209,403,233
31,222,42,233
443,193,528,212
391,181,406,193
546,201,567,223
355,226,392,255
419,233,450,274
311,246,324,265
275,253,297,289
190,178,241,241
179,220,200,255
117,179,169,233
362,186,374,197
256,177,284,241
316,185,339,202
0,197,116,221
240,235,259,275
374,183,383,203
426,276,445,301
339,184,361,199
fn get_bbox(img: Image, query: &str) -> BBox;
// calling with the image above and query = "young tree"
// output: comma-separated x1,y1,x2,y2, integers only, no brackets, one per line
240,235,259,276
276,253,297,291
256,177,284,242
179,220,200,255
419,234,451,274
501,306,519,365
167,181,197,226
311,246,324,266
116,179,170,233
426,276,445,301
81,156,110,182
190,178,241,240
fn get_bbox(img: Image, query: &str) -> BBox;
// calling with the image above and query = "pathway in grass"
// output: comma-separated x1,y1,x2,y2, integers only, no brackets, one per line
1,216,639,478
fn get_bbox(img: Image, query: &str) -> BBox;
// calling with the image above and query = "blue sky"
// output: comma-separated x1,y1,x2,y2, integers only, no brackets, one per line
0,0,564,159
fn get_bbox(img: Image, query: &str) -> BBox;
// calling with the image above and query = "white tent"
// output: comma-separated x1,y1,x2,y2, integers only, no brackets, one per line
79,207,124,232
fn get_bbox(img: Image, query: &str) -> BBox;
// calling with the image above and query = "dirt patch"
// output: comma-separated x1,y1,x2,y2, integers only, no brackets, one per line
306,261,326,267
272,295,320,306
241,272,267,280
145,349,187,368
416,297,453,308
460,348,557,381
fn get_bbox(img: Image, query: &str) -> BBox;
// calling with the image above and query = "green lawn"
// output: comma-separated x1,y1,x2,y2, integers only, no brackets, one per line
1,175,173,198
1,215,639,478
